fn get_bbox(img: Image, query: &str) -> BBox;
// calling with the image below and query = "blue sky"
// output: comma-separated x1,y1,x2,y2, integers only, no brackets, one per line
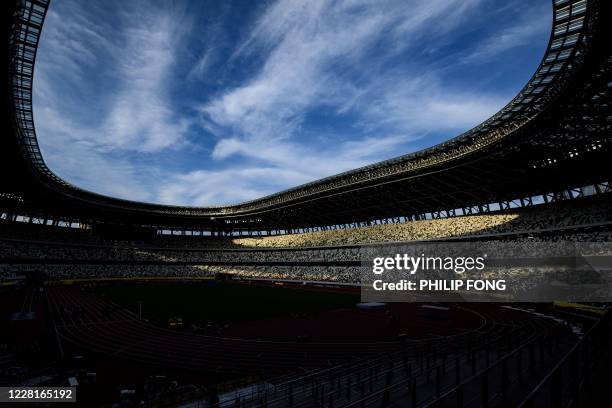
33,0,550,206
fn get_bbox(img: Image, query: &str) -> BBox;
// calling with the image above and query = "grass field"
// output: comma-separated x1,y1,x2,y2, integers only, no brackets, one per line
91,281,359,328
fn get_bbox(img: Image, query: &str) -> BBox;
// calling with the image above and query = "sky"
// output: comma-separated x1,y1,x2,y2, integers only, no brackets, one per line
33,0,551,206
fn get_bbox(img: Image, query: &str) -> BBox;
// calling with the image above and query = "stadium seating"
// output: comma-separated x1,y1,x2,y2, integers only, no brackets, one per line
1,196,610,288
2,195,610,250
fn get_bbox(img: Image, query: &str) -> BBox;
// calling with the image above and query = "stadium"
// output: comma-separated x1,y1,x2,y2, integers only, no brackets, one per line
0,0,611,406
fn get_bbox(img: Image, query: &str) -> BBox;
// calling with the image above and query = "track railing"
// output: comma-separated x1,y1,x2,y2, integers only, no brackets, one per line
518,309,610,408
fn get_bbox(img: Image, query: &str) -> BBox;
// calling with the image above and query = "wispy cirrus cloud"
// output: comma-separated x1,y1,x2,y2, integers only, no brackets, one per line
34,0,193,199
100,2,193,152
460,2,550,65
201,0,486,145
33,101,155,202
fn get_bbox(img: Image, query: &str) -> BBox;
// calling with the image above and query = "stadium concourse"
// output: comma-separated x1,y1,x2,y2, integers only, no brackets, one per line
0,0,611,407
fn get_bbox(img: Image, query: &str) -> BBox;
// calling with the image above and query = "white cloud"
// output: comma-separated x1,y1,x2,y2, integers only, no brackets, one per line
33,0,193,200
200,0,487,160
36,0,192,154
191,0,505,203
188,47,218,81
460,5,549,65
99,3,193,152
158,167,312,205
355,73,507,134
33,103,154,202
186,16,227,82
